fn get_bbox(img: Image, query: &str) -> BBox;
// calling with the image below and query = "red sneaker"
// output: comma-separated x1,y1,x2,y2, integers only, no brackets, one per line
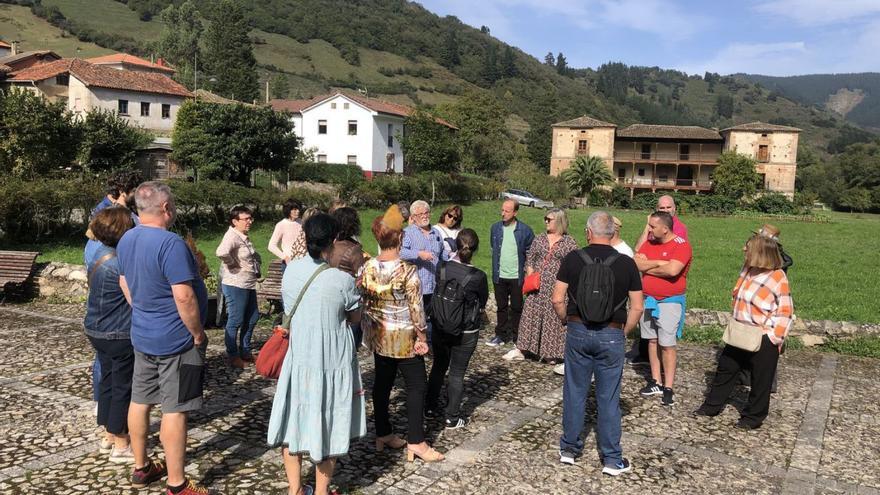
131,459,166,488
166,479,209,494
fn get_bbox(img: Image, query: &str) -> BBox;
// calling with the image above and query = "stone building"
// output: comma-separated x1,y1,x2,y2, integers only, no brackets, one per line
550,116,800,197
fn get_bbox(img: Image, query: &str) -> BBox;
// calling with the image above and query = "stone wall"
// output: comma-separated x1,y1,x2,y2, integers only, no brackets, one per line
34,263,88,301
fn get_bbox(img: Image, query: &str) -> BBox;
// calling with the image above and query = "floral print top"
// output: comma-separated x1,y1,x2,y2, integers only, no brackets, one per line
361,257,426,359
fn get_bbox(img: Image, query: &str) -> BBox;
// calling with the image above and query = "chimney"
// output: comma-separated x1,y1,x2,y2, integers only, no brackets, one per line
157,58,165,67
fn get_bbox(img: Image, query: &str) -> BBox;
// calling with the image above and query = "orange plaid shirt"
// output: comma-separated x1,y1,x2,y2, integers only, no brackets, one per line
732,268,793,344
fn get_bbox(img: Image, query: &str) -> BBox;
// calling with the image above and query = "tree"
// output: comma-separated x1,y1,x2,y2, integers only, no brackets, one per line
269,73,290,99
555,52,568,75
399,109,458,172
437,91,512,175
481,43,500,85
439,29,460,68
172,100,297,184
202,0,258,102
500,46,517,78
78,109,152,173
838,187,871,213
155,1,202,89
544,52,555,66
597,62,629,102
562,155,613,198
715,94,734,118
712,151,761,199
0,88,79,178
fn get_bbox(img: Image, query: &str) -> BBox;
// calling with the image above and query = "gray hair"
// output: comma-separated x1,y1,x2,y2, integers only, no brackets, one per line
410,200,430,214
586,211,615,239
545,208,569,235
134,181,173,215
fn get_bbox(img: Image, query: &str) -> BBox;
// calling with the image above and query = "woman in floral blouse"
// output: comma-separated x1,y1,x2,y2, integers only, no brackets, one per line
361,205,444,463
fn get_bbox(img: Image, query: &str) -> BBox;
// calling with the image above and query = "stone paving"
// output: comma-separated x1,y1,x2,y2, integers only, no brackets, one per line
0,302,878,494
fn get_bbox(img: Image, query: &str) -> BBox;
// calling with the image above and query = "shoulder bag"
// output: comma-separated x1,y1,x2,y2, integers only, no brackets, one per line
721,273,766,352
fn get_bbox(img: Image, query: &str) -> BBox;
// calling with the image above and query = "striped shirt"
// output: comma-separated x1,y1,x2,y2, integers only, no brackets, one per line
732,268,793,345
400,224,448,295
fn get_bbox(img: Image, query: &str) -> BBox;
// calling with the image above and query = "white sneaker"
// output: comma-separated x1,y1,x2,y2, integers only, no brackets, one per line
108,445,135,464
553,364,565,376
99,436,113,453
502,348,525,361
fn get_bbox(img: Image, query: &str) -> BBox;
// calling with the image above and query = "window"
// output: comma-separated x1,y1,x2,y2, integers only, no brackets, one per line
641,143,651,159
318,120,327,134
161,104,171,119
617,168,626,178
577,139,588,155
680,144,690,160
347,155,357,165
387,124,394,147
758,144,769,162
386,153,395,173
140,102,150,117
74,97,83,112
638,168,645,177
317,154,327,163
118,100,129,115
761,133,768,137
331,102,337,109
343,102,350,109
348,120,358,135
55,74,69,86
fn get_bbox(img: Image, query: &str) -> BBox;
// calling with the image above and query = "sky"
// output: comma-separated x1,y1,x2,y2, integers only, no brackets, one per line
416,0,880,76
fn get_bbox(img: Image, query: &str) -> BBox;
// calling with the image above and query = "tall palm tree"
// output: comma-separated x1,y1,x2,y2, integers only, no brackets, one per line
562,155,613,198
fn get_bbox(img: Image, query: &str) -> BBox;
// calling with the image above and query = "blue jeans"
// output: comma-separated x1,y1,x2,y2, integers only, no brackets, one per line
560,322,626,467
222,284,259,358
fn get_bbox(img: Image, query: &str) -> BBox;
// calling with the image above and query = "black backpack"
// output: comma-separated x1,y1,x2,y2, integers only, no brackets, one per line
431,262,475,336
574,250,626,323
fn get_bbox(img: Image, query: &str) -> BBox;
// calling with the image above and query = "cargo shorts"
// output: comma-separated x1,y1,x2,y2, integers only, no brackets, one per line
131,341,207,413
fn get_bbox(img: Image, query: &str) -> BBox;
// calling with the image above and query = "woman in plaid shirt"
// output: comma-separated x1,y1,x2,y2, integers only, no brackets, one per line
694,234,793,430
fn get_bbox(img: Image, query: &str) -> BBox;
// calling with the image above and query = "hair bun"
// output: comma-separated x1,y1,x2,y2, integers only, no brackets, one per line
381,205,405,231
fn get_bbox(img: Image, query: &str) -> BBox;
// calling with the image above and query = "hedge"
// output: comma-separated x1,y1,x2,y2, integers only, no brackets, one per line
0,175,103,239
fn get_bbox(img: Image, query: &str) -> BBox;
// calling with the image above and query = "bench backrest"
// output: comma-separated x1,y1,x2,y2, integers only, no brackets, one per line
0,250,41,290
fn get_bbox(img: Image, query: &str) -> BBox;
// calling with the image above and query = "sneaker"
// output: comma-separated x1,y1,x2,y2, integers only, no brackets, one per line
661,387,675,406
228,356,245,369
502,348,525,361
241,353,255,363
99,436,113,453
445,418,468,430
553,363,565,376
485,336,505,347
109,445,135,464
131,459,167,488
692,405,720,417
559,449,578,465
639,380,663,397
735,418,760,430
166,479,209,494
602,458,632,476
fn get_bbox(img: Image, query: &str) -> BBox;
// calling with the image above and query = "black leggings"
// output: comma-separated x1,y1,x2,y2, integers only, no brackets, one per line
88,336,134,435
372,353,427,443
426,331,478,421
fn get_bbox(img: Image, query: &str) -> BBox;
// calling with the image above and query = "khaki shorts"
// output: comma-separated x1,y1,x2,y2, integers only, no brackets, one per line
640,303,682,347
131,342,206,413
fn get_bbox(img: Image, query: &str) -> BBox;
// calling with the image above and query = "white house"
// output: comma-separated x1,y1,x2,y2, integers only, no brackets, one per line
271,92,456,177
2,58,191,133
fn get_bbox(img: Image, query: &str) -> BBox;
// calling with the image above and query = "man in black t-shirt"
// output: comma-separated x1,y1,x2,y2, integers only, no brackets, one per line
551,211,644,476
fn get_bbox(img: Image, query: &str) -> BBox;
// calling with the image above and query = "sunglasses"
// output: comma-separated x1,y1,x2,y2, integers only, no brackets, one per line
544,216,553,222
447,213,460,220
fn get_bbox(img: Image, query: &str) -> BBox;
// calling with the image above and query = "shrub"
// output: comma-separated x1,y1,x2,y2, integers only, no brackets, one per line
0,175,102,240
750,193,799,215
349,172,503,207
288,162,364,184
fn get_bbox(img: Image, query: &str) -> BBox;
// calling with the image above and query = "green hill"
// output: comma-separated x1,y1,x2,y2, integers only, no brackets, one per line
2,0,872,157
738,72,880,131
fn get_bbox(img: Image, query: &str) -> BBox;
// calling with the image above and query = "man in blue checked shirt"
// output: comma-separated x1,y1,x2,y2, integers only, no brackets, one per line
401,200,448,344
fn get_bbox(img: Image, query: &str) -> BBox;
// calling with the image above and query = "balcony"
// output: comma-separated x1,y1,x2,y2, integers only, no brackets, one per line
613,150,720,163
616,177,713,191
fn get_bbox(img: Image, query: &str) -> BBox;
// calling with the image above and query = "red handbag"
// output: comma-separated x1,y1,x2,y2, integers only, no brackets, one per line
522,240,556,295
255,263,330,379
255,327,289,379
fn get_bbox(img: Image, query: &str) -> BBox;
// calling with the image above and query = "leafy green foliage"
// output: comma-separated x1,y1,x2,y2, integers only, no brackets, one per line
712,151,761,200
562,155,613,197
154,0,202,89
437,91,514,175
172,100,298,184
202,0,258,102
750,193,800,215
77,109,152,173
0,175,102,239
350,172,502,208
0,88,79,178
399,109,458,172
503,160,569,202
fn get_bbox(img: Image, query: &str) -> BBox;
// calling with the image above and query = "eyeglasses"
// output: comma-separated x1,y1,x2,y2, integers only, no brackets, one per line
544,217,553,222
236,216,254,222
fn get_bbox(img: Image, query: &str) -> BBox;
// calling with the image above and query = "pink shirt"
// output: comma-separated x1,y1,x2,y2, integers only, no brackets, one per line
672,216,688,241
268,219,304,260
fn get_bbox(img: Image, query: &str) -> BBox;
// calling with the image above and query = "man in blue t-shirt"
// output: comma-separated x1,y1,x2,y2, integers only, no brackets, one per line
117,181,209,494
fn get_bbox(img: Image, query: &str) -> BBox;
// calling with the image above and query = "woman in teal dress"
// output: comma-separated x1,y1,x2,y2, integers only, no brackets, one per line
267,213,366,495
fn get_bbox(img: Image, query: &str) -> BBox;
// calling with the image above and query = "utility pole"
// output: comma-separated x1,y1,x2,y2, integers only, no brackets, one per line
194,52,198,91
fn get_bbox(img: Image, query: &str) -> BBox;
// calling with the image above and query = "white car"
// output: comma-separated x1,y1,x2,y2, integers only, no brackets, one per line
501,189,554,209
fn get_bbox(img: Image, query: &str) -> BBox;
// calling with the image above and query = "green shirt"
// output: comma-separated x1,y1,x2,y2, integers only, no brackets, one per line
499,222,519,279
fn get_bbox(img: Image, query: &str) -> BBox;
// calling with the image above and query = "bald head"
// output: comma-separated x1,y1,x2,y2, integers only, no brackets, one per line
657,195,676,216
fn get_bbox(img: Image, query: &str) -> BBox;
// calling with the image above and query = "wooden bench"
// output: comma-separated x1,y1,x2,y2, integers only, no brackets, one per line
256,259,284,314
0,250,41,299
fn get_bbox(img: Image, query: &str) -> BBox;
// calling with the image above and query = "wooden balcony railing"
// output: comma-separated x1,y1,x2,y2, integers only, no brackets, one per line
615,177,713,190
613,151,720,162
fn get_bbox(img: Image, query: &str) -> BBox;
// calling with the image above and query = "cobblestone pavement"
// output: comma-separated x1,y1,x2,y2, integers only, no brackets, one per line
1,302,878,494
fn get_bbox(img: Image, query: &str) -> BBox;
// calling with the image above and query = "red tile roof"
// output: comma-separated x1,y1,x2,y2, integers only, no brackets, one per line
270,92,457,129
85,53,175,74
7,59,191,97
0,40,10,49
552,115,617,128
617,124,722,141
721,121,801,133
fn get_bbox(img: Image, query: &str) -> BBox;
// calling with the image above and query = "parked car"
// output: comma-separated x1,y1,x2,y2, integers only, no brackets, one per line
501,189,554,209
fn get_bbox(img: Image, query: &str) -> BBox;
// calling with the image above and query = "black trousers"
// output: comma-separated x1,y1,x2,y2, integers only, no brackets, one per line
372,353,427,444
88,336,134,435
426,331,478,422
494,278,523,342
702,335,780,427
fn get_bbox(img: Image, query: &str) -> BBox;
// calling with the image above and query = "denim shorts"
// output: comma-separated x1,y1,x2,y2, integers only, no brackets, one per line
131,341,206,413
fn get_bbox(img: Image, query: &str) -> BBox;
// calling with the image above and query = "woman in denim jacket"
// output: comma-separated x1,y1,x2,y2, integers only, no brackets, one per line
84,206,135,463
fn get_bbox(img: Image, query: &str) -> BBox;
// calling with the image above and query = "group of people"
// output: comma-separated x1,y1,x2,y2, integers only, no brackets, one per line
81,169,794,493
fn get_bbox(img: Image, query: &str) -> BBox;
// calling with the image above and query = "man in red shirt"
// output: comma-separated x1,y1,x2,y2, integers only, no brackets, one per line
634,211,692,407
634,195,688,250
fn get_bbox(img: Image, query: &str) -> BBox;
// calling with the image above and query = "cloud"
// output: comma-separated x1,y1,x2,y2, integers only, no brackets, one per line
678,41,810,76
754,0,880,26
598,0,708,40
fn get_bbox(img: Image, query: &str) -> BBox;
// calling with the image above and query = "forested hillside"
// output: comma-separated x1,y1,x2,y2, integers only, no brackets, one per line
739,72,880,131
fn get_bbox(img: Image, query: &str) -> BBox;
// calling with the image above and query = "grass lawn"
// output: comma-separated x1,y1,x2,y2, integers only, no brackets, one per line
22,202,880,324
